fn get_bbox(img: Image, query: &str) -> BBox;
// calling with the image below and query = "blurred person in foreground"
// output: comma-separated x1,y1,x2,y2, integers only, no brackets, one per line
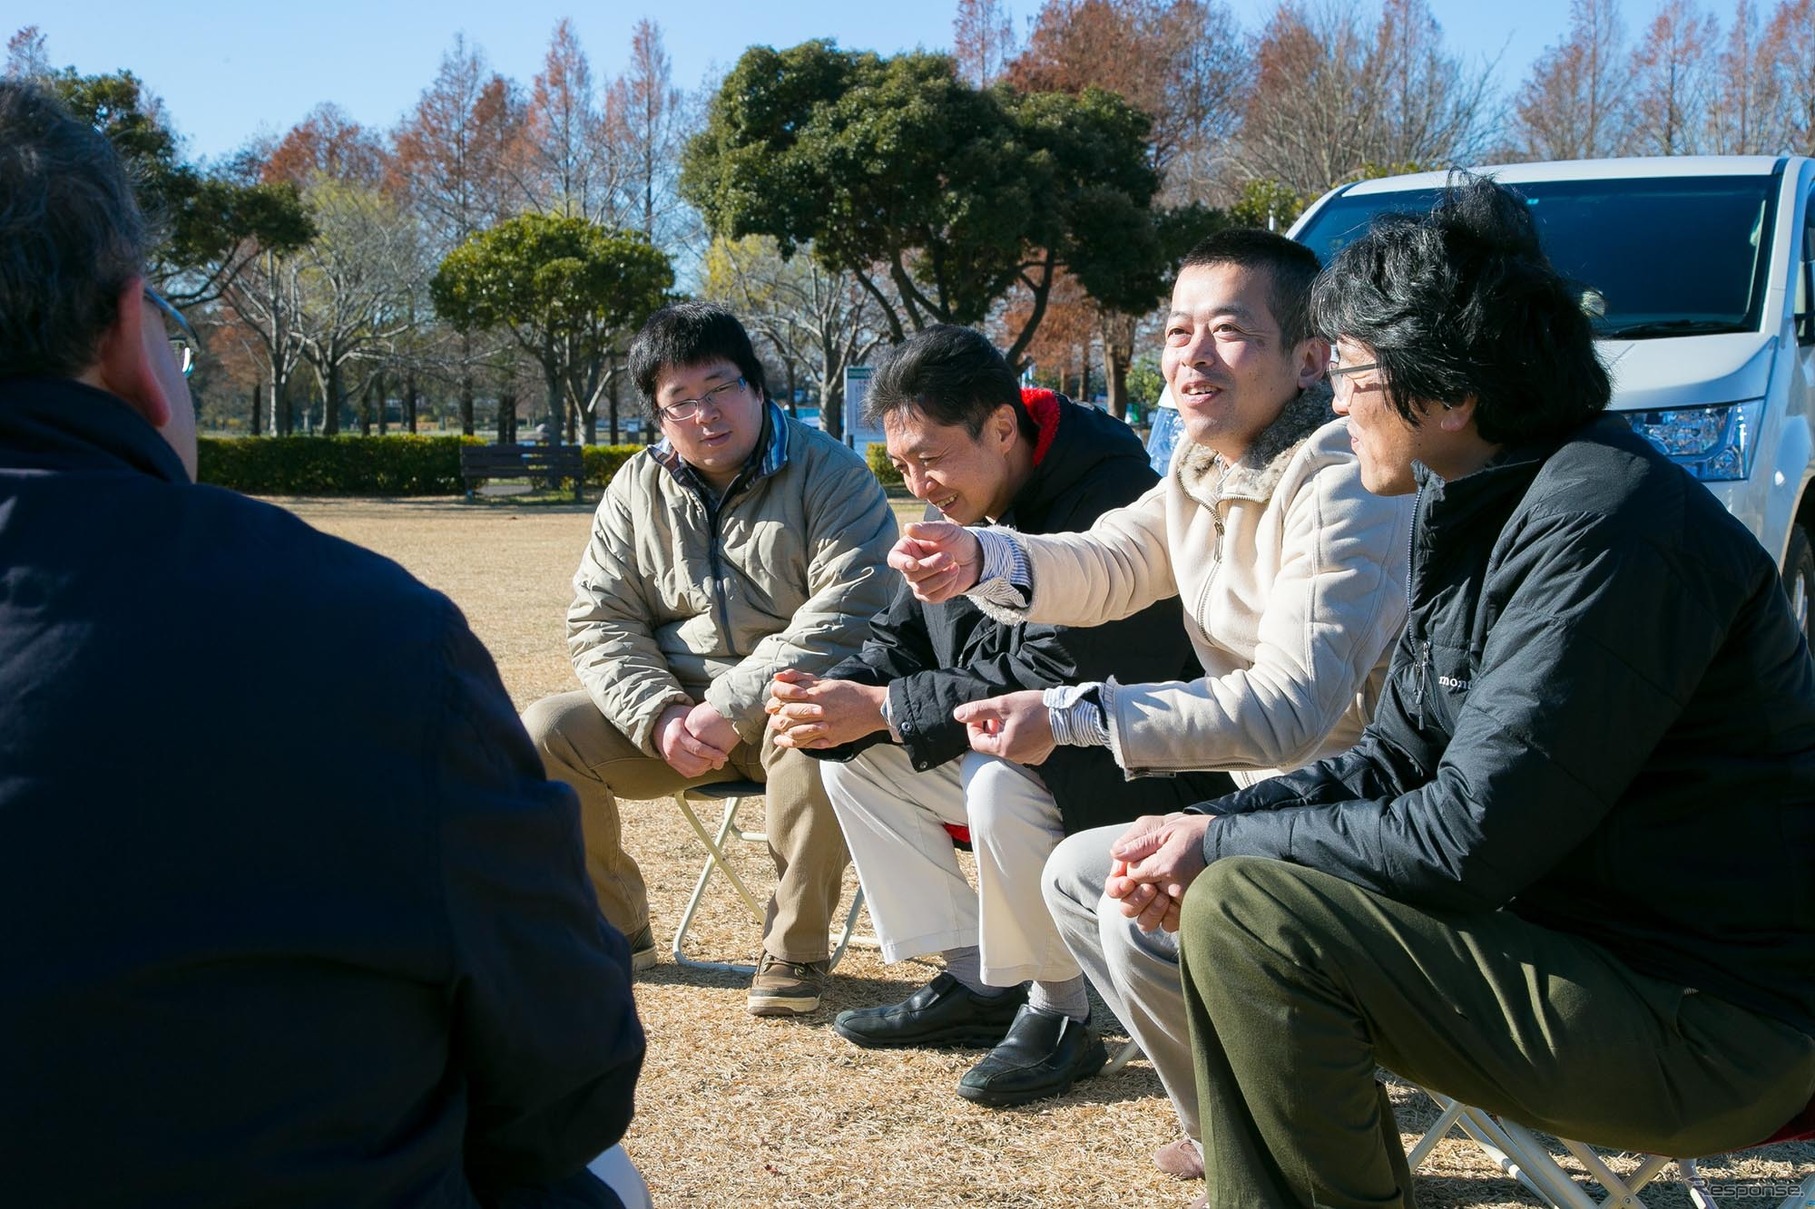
521,302,896,1016
765,324,1207,1106
890,230,1414,1180
1119,176,1814,1208
0,79,646,1208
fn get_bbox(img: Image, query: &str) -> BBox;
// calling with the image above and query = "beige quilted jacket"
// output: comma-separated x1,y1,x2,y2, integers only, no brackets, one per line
567,407,897,752
987,387,1414,784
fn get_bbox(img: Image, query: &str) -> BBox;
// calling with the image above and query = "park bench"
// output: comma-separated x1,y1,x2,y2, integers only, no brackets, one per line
459,443,585,503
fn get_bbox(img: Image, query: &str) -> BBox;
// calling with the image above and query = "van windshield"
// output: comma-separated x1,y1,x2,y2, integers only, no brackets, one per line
1293,174,1779,339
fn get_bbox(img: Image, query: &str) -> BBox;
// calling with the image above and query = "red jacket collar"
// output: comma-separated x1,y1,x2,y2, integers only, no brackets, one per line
1021,388,1060,466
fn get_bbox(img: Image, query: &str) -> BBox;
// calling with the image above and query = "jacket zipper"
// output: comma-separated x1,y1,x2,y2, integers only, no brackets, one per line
1408,483,1427,729
704,488,737,658
1128,492,1226,780
1187,485,1228,650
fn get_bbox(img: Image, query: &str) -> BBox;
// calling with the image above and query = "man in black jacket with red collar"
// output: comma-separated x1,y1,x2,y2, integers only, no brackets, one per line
0,81,644,1208
765,325,1223,1106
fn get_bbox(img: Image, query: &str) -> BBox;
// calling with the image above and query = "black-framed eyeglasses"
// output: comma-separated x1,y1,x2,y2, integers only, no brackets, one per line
658,376,746,423
144,286,198,379
1327,359,1380,379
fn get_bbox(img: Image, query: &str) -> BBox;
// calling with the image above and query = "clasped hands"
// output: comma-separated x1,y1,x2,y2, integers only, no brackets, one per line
1103,812,1214,933
764,669,890,750
654,699,741,778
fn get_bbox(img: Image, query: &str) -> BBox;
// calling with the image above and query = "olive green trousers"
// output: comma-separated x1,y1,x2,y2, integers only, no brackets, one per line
1178,856,1815,1209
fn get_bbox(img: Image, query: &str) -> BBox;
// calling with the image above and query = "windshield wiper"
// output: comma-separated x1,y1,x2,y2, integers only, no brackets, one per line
1599,319,1749,339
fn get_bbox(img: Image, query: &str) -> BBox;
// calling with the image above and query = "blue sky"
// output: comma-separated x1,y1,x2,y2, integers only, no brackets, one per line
17,0,1671,163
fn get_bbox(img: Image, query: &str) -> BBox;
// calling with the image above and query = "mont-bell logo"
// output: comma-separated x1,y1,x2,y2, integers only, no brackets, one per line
1438,674,1470,692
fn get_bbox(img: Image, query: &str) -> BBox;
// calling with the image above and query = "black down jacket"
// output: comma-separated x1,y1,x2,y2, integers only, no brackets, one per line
1198,416,1815,1033
814,389,1215,833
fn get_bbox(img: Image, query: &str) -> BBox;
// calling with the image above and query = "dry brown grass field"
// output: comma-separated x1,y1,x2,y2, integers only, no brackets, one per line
284,496,1811,1209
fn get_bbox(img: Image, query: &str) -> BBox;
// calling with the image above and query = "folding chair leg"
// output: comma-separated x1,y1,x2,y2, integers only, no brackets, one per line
1473,1111,1606,1209
1406,1095,1469,1169
1101,1039,1142,1076
1557,1142,1670,1209
1682,1157,1717,1209
670,787,873,975
826,885,867,972
671,792,765,974
1410,1093,1601,1209
1409,1087,1813,1209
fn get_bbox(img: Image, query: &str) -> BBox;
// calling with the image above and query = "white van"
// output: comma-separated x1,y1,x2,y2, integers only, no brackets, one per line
1290,157,1815,638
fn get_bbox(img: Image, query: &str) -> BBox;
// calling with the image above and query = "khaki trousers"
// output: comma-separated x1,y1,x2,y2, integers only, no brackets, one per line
1178,856,1815,1209
522,690,849,963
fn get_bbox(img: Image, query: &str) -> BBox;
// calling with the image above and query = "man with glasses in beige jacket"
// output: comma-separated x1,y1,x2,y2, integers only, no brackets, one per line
892,230,1414,1180
523,302,896,1018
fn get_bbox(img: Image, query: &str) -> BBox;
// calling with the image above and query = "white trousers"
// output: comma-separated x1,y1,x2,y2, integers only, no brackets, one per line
1043,823,1197,1139
820,745,1079,987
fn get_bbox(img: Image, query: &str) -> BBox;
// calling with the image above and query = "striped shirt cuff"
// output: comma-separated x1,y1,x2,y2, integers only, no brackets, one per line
1043,683,1109,747
969,527,1032,611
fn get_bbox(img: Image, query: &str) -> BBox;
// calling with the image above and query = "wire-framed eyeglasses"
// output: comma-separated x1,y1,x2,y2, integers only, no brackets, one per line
658,376,747,423
144,286,198,378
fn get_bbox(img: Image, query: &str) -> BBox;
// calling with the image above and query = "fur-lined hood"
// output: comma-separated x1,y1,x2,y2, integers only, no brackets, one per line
1177,381,1338,507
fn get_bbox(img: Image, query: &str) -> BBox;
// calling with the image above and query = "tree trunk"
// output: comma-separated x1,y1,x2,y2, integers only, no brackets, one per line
1104,346,1131,419
607,355,621,445
1101,311,1136,421
250,383,263,437
551,362,575,444
405,371,419,433
358,371,376,437
274,366,293,436
323,359,343,438
497,388,517,444
825,380,845,441
458,333,476,435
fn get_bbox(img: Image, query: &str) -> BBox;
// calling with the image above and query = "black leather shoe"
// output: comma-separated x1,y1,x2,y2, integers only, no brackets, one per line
955,1004,1108,1106
833,973,1028,1049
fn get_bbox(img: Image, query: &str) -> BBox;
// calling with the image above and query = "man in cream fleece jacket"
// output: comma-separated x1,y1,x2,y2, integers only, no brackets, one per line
890,229,1414,1181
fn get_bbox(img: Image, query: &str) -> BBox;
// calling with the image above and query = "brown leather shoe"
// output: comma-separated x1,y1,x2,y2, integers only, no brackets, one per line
746,952,828,1017
1154,1135,1204,1180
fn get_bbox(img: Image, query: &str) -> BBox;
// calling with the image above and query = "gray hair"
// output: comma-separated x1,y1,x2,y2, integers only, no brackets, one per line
0,80,151,378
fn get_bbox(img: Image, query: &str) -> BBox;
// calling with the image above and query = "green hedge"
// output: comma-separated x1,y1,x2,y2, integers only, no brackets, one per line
198,435,466,495
582,445,642,488
197,435,646,496
865,442,903,490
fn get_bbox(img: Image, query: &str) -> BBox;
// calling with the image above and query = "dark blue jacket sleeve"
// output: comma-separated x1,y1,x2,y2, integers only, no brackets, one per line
430,610,645,1202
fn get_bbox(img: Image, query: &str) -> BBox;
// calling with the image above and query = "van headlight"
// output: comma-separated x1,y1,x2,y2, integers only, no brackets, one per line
1622,400,1764,482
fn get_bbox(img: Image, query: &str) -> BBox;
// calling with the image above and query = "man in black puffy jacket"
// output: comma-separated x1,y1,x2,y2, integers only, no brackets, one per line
765,325,1217,1107
1110,176,1815,1209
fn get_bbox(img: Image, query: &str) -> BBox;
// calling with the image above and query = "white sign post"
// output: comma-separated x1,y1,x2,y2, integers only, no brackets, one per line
842,365,884,453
